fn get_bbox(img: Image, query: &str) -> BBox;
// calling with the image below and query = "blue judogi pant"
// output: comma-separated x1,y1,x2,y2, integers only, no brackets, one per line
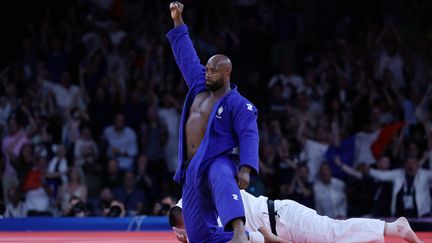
182,155,246,243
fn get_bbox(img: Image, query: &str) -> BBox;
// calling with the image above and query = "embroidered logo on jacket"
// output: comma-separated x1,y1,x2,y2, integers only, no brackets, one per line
246,103,253,111
216,106,223,119
232,194,239,200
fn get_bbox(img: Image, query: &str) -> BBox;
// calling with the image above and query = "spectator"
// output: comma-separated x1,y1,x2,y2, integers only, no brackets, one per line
158,93,181,175
268,60,304,100
376,23,405,89
335,155,393,217
103,113,138,171
45,144,68,200
369,156,432,217
4,187,27,218
112,171,145,216
102,159,123,189
297,117,330,182
73,123,99,167
12,143,35,183
62,108,88,146
22,156,52,217
2,116,29,203
287,163,314,209
314,163,347,218
58,167,88,214
140,105,168,177
135,154,154,197
43,71,84,111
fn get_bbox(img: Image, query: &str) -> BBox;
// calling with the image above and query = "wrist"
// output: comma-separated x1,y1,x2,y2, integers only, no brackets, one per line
173,17,184,27
240,165,251,173
232,218,245,232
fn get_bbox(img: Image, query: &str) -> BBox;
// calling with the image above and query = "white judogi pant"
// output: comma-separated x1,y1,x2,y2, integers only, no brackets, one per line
274,200,384,243
240,191,385,243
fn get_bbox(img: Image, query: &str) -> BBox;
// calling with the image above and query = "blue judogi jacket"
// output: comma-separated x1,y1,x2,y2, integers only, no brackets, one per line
166,24,259,187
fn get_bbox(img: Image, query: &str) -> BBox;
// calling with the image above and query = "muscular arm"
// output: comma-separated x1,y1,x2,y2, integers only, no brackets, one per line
166,2,205,89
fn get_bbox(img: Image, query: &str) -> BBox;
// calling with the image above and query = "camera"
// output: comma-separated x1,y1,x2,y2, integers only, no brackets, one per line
106,205,122,217
66,201,86,217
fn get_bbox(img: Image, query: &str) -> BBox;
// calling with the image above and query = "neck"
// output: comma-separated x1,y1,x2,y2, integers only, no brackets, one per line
210,84,231,98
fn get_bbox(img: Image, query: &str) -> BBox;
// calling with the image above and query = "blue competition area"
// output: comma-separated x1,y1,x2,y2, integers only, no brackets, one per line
0,216,171,231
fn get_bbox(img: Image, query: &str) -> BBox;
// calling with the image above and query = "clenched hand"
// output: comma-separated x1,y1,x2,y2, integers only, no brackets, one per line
237,166,251,189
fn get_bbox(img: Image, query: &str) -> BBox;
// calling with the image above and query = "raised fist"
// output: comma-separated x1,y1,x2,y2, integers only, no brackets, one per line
170,2,184,20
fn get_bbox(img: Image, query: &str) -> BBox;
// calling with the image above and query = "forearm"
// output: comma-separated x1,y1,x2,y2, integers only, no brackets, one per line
173,17,184,28
369,169,395,182
231,218,246,238
340,164,363,179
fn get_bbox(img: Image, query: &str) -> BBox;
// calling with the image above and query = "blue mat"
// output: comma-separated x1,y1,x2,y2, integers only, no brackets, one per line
0,216,171,231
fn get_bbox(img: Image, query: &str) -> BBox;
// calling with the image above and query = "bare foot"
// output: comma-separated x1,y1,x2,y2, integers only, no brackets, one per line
395,217,422,243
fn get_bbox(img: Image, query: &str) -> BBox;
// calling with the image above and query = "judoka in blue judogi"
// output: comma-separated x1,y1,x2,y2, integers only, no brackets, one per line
166,4,260,242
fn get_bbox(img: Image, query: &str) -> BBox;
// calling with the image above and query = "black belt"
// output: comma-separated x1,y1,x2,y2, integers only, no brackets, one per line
267,199,277,235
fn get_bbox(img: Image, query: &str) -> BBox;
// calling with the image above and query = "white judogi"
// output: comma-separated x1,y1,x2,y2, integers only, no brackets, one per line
176,190,385,243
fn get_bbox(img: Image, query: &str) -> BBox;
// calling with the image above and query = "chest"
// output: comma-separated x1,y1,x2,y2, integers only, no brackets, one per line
189,92,220,118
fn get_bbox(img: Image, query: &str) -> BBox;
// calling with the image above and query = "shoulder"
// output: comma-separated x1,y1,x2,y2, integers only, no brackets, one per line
227,93,257,114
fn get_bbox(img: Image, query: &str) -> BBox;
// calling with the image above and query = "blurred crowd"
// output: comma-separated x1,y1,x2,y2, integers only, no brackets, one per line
0,0,432,219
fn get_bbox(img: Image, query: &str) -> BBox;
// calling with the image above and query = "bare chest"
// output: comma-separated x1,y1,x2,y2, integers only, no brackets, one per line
189,92,220,118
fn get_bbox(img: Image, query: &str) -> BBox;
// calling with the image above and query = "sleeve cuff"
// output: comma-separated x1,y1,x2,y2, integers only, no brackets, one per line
166,24,188,40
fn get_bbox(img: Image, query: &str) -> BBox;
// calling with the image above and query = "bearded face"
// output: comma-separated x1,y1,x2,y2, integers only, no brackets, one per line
205,77,224,91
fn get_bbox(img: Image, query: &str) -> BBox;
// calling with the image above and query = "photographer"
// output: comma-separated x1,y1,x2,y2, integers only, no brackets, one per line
152,194,177,216
64,196,87,217
102,200,126,218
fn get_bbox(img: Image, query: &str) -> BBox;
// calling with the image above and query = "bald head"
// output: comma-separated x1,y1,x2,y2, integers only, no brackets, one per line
205,54,232,92
207,54,232,73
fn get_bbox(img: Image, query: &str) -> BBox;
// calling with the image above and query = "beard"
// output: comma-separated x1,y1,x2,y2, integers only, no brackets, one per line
205,79,224,91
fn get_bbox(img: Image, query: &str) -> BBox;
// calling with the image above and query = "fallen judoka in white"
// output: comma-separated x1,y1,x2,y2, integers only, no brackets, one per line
169,190,422,243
